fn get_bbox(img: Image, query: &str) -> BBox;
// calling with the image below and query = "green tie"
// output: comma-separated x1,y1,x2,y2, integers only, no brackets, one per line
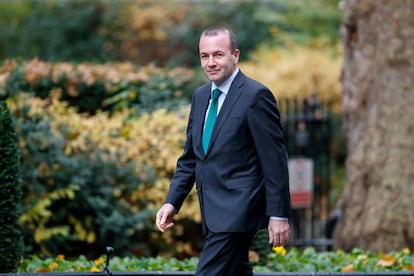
202,88,221,153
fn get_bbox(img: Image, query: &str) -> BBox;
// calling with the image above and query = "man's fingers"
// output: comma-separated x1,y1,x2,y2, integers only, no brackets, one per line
158,212,166,225
156,211,166,232
270,232,289,246
155,204,176,233
164,222,174,231
156,210,173,232
272,233,289,246
268,220,290,247
269,236,286,247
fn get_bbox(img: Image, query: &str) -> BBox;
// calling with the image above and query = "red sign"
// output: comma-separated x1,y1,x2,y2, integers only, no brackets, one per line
288,158,313,208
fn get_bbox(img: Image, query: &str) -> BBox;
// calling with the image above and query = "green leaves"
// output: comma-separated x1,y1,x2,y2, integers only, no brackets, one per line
18,248,414,273
256,247,414,272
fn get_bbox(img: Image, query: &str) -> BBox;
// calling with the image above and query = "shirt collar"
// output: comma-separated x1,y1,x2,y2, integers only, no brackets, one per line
211,68,239,96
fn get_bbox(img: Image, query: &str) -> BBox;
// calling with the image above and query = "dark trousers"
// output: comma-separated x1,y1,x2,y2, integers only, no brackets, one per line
195,230,255,276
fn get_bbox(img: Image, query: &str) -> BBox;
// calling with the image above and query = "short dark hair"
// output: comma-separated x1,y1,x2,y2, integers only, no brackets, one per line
200,26,238,51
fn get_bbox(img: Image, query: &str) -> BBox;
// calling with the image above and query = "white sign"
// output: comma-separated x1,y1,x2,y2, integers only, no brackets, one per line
288,158,314,208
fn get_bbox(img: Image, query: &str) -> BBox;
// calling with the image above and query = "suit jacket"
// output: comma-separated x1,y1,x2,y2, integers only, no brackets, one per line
165,71,291,233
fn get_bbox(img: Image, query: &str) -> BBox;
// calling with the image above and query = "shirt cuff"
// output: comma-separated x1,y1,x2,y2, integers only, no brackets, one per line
270,216,288,220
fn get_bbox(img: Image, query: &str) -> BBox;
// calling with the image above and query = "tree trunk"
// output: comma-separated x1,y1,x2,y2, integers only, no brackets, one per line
334,0,414,252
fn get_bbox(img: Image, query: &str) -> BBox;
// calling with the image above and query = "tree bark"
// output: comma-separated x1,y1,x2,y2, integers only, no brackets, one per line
334,0,414,252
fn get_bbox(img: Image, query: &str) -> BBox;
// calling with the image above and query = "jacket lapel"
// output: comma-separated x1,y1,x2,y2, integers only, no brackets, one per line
206,72,245,154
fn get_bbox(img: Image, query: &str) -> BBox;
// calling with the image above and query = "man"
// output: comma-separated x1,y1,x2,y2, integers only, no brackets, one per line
156,26,291,276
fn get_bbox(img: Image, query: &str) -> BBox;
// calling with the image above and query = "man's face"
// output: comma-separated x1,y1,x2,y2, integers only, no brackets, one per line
199,32,240,86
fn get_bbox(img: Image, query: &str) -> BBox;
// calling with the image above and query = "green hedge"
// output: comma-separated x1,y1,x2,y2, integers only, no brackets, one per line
0,101,23,273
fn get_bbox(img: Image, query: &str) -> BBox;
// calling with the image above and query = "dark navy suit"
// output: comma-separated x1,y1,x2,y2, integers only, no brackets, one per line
165,71,291,275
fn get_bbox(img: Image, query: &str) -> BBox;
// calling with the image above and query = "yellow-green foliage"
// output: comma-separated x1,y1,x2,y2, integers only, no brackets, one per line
20,185,79,243
9,94,199,257
1,59,199,257
42,97,199,220
240,46,342,111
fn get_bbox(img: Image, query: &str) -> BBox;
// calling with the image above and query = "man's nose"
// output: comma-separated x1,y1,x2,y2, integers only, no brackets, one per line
207,56,216,66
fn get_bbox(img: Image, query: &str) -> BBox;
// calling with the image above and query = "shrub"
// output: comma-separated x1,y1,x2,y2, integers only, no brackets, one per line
9,95,157,258
1,59,203,259
2,59,197,115
0,100,23,273
7,94,201,259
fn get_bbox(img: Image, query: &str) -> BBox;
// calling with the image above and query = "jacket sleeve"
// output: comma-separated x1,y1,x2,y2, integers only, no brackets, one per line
247,88,292,218
165,95,197,213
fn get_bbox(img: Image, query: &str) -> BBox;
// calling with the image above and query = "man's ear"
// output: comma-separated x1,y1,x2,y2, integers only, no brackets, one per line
233,49,240,64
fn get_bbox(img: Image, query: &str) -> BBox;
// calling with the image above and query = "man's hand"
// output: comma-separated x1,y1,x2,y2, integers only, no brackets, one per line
268,219,290,247
156,203,176,233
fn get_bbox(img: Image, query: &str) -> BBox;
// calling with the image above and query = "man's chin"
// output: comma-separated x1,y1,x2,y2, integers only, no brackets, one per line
207,75,217,80
207,75,222,83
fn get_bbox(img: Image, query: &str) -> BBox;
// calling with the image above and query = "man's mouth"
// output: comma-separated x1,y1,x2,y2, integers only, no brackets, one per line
208,70,220,75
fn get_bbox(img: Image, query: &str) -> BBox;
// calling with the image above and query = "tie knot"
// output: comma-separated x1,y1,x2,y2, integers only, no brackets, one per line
212,89,221,101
